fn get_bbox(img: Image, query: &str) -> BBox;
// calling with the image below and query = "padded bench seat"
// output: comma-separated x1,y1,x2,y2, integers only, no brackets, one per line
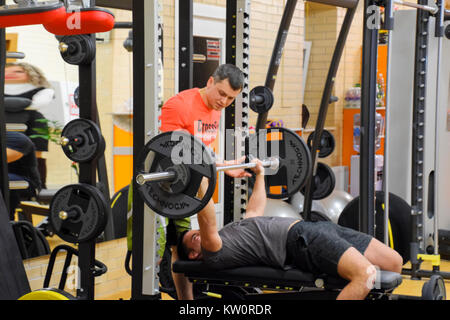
36,189,59,204
173,261,403,293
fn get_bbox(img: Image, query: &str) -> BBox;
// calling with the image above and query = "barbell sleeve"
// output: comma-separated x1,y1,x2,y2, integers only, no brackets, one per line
135,157,279,186
136,171,177,185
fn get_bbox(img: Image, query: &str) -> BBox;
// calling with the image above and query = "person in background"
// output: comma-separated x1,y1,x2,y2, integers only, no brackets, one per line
5,62,55,189
6,131,41,220
159,64,249,299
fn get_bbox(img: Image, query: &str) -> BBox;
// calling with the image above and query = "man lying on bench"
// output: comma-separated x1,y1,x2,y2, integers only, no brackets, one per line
176,159,403,300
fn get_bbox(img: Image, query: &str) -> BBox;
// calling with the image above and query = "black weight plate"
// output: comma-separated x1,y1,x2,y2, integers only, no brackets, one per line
136,131,217,219
337,191,412,264
49,184,107,243
422,275,446,300
60,35,96,66
86,184,109,239
61,118,105,162
247,127,312,199
73,87,79,107
301,162,335,200
249,86,274,114
307,129,335,158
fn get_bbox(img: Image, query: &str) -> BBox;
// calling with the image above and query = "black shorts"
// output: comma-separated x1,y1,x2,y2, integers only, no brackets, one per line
285,221,373,277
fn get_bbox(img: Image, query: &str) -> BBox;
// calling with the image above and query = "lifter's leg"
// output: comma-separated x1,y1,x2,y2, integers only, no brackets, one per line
363,238,403,273
336,247,377,300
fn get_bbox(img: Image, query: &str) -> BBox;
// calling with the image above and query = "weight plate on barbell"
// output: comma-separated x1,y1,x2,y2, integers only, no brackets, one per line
60,118,105,163
307,129,335,158
135,131,217,219
49,184,108,243
247,127,312,199
301,162,335,200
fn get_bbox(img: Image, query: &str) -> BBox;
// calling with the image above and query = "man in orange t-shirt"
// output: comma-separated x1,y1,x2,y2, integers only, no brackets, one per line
159,64,251,300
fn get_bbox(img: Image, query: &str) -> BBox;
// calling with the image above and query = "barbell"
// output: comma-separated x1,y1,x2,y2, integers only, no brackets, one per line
135,128,312,219
135,157,280,186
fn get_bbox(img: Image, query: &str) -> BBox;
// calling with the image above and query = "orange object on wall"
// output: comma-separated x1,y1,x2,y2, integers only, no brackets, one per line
113,121,133,193
342,109,385,168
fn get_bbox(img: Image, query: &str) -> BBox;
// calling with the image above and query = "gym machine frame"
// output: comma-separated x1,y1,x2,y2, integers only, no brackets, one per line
124,0,449,301
73,3,106,299
224,0,251,224
131,0,162,300
301,0,359,221
242,0,359,223
0,0,8,213
53,0,112,300
364,0,450,281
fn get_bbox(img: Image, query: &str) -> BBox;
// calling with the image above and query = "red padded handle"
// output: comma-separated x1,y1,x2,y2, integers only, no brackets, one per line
0,6,66,28
43,9,115,36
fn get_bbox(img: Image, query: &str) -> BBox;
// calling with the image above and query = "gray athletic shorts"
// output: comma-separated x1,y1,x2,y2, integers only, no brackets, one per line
285,221,373,277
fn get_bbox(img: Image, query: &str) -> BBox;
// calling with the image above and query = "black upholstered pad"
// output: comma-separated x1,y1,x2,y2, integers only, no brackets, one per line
173,261,403,291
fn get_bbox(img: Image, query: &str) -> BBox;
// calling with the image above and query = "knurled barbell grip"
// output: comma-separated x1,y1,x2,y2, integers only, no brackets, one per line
216,157,279,172
135,157,279,186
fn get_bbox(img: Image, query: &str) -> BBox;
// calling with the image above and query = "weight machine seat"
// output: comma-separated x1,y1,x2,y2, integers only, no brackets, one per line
173,261,403,292
36,189,59,204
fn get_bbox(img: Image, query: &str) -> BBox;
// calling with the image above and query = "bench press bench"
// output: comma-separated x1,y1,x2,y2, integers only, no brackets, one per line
173,260,404,300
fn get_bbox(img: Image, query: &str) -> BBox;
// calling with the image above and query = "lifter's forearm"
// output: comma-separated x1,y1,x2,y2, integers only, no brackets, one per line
246,174,266,217
197,178,222,252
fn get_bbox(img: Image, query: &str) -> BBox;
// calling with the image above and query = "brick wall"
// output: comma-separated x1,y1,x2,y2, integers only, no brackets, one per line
303,2,363,167
248,0,305,130
304,3,338,166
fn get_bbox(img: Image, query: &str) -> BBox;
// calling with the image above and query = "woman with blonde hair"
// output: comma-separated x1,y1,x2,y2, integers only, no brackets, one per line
5,62,55,189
